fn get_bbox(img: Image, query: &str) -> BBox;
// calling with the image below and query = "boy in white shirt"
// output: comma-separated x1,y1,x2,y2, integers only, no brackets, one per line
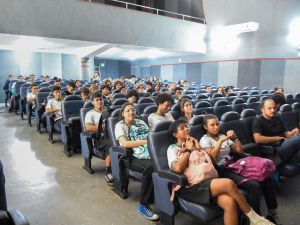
46,85,63,125
26,83,39,126
85,91,112,185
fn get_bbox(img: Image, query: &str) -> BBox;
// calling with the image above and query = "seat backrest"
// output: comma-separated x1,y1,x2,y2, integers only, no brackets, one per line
148,121,173,171
220,111,251,145
112,93,126,100
36,88,51,109
189,115,205,141
194,101,213,115
169,103,183,120
278,104,299,131
226,96,237,104
80,107,93,131
261,90,268,95
214,100,231,119
212,93,223,99
20,83,31,99
195,93,209,101
286,94,294,105
110,98,128,111
240,109,257,143
140,105,158,124
292,102,300,123
295,93,300,103
14,81,26,94
246,97,261,115
107,116,122,147
39,82,50,88
135,97,156,115
231,98,248,114
62,95,84,120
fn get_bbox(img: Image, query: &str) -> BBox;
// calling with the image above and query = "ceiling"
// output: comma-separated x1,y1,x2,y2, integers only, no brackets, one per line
0,33,198,61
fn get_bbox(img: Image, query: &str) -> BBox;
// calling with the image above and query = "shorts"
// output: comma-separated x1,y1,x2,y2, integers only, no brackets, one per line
177,178,215,206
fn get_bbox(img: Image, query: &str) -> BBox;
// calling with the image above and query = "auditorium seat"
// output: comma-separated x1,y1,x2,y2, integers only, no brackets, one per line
247,97,261,114
231,98,248,114
140,105,158,125
148,121,222,225
213,99,231,120
194,101,213,115
61,95,84,157
135,97,155,115
35,87,51,133
19,83,31,120
278,104,299,131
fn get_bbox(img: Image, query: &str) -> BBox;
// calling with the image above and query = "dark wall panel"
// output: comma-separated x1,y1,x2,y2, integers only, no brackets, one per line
186,63,201,83
259,60,285,90
201,63,218,85
150,65,161,77
173,64,186,82
237,60,261,89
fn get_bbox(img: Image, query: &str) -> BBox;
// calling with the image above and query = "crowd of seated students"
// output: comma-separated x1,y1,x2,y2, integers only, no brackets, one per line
4,73,300,225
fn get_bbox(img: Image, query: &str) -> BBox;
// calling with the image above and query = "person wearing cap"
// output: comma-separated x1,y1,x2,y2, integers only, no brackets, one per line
84,91,113,186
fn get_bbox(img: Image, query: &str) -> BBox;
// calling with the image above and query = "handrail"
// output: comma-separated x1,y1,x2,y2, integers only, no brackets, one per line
86,0,206,24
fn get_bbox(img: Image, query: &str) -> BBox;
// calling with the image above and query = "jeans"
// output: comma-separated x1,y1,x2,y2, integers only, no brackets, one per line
128,158,154,206
276,135,300,163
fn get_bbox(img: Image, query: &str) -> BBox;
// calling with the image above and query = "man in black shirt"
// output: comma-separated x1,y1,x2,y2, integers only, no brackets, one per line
252,98,300,163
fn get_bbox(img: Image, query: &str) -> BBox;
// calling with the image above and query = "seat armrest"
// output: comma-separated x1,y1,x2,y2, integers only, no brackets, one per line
260,145,276,155
7,209,30,225
68,116,80,123
158,170,188,186
110,146,132,156
81,131,97,139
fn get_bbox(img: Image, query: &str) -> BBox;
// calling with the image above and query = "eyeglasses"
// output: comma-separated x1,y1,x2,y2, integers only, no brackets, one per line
177,126,188,131
124,108,136,113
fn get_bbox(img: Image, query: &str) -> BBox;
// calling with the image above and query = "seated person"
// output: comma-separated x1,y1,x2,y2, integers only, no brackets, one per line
75,80,81,89
26,83,39,125
178,98,194,124
115,102,159,221
53,79,62,87
65,82,75,95
85,91,112,185
253,98,300,165
100,84,112,110
217,86,226,96
174,87,183,104
167,120,274,225
225,86,234,94
127,89,139,106
46,85,63,125
81,87,90,103
113,80,123,91
148,93,174,129
200,114,280,224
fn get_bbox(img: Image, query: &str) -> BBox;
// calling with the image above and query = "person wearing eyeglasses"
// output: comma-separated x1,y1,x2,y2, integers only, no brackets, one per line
114,102,159,221
26,83,39,126
84,91,112,185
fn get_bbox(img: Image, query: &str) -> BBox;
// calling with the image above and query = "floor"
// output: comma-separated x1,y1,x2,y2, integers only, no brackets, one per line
1,105,300,225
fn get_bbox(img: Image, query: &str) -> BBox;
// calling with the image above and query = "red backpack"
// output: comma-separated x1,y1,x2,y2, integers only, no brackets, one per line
226,156,275,185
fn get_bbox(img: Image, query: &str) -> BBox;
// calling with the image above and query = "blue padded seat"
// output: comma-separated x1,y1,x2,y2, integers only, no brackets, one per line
214,100,231,120
61,95,84,156
35,87,51,133
148,121,222,225
135,97,155,115
189,115,205,141
278,104,298,131
140,105,158,125
221,111,260,155
286,94,294,105
112,93,126,100
194,101,213,115
231,98,248,114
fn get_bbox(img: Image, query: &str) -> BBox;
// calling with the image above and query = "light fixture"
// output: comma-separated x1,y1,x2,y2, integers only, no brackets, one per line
288,18,300,47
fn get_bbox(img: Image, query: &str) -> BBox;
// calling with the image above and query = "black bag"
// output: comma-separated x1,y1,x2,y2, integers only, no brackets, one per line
93,110,109,158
